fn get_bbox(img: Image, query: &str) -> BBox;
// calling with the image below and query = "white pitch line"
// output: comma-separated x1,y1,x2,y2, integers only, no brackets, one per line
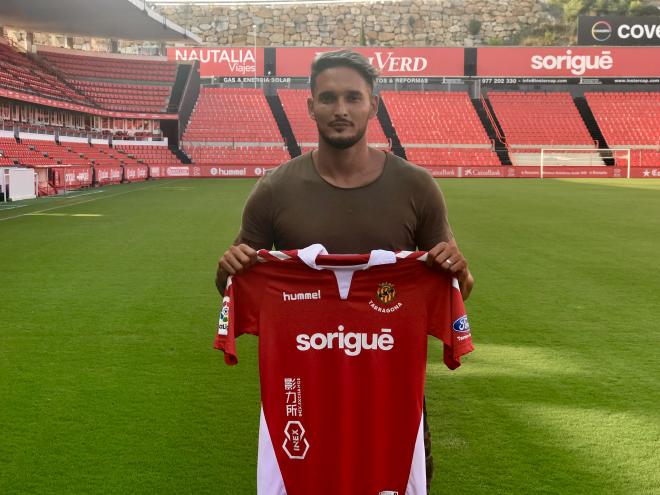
0,183,159,222
0,204,27,210
63,190,105,199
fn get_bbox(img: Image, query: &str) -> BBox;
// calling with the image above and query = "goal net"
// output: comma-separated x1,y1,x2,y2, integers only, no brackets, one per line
539,148,631,178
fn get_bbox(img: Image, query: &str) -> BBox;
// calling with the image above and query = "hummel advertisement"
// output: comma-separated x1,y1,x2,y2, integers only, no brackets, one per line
578,16,660,46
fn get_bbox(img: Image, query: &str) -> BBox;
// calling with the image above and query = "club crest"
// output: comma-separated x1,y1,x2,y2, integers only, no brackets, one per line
376,282,396,305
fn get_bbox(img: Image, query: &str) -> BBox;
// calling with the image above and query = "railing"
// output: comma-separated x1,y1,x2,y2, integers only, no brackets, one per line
479,93,504,144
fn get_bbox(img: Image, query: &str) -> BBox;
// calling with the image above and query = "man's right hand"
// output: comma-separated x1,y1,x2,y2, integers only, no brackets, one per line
216,244,258,293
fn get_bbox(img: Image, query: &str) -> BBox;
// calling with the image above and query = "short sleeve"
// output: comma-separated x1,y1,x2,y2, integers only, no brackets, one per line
415,172,454,251
213,270,265,365
428,276,474,370
237,174,275,250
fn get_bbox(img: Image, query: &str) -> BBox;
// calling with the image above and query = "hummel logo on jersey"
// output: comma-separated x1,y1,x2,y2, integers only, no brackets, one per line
283,289,321,301
296,325,394,356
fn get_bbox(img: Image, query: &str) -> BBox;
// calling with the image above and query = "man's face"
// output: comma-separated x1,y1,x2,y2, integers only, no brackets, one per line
308,66,378,150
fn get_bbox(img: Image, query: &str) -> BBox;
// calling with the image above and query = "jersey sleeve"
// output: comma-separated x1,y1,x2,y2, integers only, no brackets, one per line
213,270,264,365
428,276,474,370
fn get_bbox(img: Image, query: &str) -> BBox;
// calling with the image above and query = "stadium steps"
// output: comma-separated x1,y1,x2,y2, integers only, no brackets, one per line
376,99,405,159
167,64,192,113
29,52,94,106
170,145,192,164
474,98,511,166
574,96,614,166
266,94,298,158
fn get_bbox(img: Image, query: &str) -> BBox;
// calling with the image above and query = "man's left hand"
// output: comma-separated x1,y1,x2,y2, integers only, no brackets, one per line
426,239,474,300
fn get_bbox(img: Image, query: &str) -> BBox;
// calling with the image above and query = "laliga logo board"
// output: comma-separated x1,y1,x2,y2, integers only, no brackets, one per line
217,296,230,336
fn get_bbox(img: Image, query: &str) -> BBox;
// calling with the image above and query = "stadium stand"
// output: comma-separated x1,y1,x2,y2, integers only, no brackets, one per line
69,142,139,167
277,88,389,152
114,144,182,166
2,138,155,168
488,92,594,145
0,38,90,105
69,80,171,113
21,139,90,166
405,148,501,167
39,49,177,83
38,47,176,113
0,137,55,167
183,145,290,165
182,87,289,166
183,87,282,143
585,92,660,167
488,92,599,166
379,91,500,166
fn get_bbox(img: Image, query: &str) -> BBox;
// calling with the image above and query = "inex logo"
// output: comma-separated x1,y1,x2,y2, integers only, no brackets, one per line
282,421,310,460
296,325,394,356
592,21,612,42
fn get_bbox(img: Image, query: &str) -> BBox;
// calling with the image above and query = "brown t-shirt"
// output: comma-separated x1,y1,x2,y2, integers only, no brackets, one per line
238,150,453,253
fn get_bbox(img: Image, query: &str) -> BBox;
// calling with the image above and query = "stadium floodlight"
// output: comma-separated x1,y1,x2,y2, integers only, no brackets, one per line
539,148,631,179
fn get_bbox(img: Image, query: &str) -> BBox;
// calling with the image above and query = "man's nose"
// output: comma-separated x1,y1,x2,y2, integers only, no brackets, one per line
334,98,348,117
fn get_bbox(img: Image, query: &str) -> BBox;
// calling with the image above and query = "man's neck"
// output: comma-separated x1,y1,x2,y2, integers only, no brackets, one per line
313,141,385,189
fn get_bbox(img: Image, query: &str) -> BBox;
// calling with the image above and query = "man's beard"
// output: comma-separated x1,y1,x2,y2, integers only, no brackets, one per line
317,121,368,150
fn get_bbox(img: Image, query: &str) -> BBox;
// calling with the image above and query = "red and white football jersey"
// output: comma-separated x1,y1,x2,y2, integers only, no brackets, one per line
215,244,474,495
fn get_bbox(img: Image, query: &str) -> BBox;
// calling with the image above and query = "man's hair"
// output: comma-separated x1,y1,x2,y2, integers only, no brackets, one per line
310,50,379,94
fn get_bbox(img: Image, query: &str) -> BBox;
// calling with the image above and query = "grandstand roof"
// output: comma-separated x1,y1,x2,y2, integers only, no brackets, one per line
0,0,201,43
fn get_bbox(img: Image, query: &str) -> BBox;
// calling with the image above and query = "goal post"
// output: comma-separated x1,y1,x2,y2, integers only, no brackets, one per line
539,148,631,178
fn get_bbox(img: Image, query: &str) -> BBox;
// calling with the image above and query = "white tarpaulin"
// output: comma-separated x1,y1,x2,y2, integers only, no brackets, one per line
1,167,37,201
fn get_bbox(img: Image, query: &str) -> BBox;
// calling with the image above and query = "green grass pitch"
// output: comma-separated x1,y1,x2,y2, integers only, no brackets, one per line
1,178,659,494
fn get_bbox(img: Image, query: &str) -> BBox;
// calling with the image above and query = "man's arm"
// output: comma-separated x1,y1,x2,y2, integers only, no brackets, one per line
426,239,474,300
415,173,474,300
215,243,258,295
215,176,274,295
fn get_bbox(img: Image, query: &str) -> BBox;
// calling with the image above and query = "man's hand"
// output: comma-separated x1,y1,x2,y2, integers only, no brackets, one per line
426,239,474,300
215,244,258,294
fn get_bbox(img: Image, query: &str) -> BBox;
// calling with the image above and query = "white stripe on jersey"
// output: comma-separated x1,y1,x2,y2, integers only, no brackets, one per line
405,414,427,495
257,406,287,495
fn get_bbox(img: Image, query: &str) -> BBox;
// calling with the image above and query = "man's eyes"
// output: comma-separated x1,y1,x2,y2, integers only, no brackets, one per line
319,94,362,103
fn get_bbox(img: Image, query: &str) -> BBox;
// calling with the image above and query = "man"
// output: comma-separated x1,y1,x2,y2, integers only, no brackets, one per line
216,50,474,492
